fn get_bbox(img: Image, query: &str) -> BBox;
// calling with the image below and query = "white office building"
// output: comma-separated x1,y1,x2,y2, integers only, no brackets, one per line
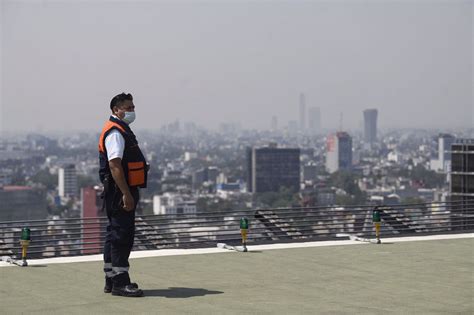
58,164,78,197
153,193,197,215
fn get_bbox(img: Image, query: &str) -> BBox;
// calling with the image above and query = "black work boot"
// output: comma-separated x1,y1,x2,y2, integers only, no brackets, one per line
104,277,113,293
112,284,144,297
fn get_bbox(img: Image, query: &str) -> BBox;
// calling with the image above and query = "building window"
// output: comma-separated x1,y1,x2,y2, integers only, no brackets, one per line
467,154,474,173
451,154,463,172
467,176,474,194
451,174,463,193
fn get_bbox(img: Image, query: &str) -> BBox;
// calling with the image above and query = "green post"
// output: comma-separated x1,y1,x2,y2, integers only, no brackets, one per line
240,218,249,229
372,208,381,223
240,218,248,252
21,227,31,241
372,208,382,244
20,227,31,266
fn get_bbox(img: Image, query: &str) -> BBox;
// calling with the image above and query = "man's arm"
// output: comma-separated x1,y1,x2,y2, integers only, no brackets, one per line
109,158,134,211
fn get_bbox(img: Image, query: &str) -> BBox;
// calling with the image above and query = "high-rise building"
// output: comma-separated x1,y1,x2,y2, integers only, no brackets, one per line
0,186,48,221
184,151,198,161
58,164,78,198
308,107,321,134
439,134,455,163
430,134,455,172
363,109,378,144
299,93,306,132
271,116,278,131
192,167,219,190
326,132,353,173
449,139,474,230
81,187,103,254
247,145,300,193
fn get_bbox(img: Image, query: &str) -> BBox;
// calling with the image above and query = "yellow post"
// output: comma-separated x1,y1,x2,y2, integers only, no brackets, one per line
241,229,247,244
240,218,249,252
20,227,31,266
374,222,381,243
21,240,30,260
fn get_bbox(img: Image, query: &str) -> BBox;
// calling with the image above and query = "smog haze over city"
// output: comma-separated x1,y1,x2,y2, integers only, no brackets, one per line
1,0,472,134
1,2,474,311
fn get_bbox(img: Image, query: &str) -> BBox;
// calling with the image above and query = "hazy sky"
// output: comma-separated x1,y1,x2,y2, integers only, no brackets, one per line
1,0,473,133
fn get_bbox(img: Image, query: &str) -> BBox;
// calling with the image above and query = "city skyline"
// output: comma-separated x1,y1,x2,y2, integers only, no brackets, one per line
1,0,472,134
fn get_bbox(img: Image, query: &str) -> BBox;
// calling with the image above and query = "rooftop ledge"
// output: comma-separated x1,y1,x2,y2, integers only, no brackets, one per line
1,234,473,314
1,233,472,267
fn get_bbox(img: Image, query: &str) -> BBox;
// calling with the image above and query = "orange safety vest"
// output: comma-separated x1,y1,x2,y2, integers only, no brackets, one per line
98,116,147,188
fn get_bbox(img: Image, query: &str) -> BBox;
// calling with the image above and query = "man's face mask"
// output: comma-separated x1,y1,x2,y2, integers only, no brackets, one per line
122,111,136,124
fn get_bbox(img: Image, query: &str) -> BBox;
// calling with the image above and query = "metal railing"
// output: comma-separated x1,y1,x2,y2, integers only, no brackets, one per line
0,200,473,259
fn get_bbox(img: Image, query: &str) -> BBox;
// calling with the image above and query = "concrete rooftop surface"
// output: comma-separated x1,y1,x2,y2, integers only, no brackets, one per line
1,236,473,314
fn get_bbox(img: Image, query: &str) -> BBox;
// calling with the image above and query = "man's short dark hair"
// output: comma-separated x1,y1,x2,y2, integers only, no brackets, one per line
110,93,133,110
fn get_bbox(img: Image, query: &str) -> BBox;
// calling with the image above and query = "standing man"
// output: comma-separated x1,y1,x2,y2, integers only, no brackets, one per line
99,93,148,297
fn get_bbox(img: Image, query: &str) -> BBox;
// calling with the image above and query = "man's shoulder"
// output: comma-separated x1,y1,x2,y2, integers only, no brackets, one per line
107,128,122,135
102,118,128,134
103,121,127,136
105,129,125,141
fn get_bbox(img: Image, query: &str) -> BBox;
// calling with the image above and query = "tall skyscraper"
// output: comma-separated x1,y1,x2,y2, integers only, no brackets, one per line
58,164,78,198
308,107,321,134
363,109,378,144
450,138,474,230
271,116,278,131
299,93,306,132
247,145,300,193
326,132,353,173
430,134,455,172
438,134,455,169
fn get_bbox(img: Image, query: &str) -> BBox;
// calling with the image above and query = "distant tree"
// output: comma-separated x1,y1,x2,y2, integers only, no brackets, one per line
209,199,234,212
255,187,300,208
335,194,355,206
328,171,366,205
196,198,209,212
401,197,425,205
77,175,97,188
410,165,446,188
329,171,362,196
30,168,56,189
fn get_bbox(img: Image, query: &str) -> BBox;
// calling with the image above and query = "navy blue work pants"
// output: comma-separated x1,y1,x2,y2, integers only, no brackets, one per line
103,185,139,286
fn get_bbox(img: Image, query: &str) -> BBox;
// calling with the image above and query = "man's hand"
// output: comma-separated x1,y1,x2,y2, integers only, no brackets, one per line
122,192,135,211
109,158,135,211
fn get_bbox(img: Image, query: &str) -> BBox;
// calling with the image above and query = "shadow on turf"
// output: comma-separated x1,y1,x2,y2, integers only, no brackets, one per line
142,287,223,298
